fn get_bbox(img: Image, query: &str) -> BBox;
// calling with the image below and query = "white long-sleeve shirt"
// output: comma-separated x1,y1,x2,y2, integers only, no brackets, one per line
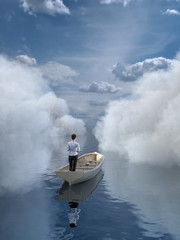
67,140,80,156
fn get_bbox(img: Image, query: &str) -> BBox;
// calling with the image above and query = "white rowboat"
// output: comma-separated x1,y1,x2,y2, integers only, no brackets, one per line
55,152,104,185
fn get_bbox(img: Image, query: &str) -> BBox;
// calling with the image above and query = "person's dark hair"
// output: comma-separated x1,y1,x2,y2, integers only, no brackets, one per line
71,134,76,140
70,223,77,228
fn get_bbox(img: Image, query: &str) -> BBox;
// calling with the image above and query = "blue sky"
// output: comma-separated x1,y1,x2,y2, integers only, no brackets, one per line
1,0,180,61
1,0,180,122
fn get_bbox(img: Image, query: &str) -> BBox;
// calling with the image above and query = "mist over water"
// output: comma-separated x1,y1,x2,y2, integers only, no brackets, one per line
0,55,86,194
95,58,180,166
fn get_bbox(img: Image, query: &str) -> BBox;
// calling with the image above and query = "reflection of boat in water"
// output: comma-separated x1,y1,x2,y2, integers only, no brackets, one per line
55,152,104,185
56,169,104,228
55,169,104,203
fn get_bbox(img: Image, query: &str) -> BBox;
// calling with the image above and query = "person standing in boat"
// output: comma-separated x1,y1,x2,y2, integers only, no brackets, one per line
67,134,80,171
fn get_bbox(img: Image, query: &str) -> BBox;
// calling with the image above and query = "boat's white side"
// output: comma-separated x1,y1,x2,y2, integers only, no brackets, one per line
55,152,104,185
55,169,104,203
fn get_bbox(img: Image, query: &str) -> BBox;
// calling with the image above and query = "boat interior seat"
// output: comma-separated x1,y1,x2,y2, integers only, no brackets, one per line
77,154,102,167
76,167,94,170
77,161,99,166
78,160,99,164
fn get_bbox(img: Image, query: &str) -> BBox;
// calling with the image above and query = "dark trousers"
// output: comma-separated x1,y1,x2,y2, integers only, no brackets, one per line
69,155,78,171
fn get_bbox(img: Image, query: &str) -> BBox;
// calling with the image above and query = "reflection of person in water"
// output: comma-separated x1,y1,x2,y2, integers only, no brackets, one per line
68,202,81,228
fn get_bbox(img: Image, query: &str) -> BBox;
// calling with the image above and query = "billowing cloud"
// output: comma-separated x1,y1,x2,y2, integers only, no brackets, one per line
20,0,70,16
40,61,78,86
100,0,131,7
15,55,77,86
95,57,180,166
113,57,174,81
79,81,121,93
163,9,180,15
0,55,86,194
16,55,37,65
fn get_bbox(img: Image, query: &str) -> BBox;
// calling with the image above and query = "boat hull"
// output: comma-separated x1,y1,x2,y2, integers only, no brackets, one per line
55,169,104,203
55,152,104,185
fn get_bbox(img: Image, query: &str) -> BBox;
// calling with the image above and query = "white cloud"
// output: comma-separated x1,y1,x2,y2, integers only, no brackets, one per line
79,81,121,93
100,0,131,7
40,61,78,86
55,115,87,135
0,55,86,194
163,9,180,15
15,55,78,86
113,57,174,81
95,56,180,166
20,0,70,16
16,55,37,65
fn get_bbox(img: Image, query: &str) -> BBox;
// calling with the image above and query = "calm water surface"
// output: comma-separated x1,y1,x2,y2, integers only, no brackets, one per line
1,128,180,240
